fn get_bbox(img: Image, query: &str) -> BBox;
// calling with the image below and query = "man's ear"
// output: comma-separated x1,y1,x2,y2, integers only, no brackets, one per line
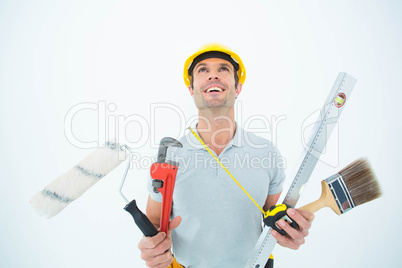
188,85,194,97
235,83,243,98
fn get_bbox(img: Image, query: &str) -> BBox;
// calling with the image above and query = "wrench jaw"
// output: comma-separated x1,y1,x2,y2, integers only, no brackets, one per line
157,137,183,163
151,137,182,234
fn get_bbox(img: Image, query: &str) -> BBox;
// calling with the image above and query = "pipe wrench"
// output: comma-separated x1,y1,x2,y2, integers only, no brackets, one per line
121,137,183,267
122,137,182,235
150,137,183,234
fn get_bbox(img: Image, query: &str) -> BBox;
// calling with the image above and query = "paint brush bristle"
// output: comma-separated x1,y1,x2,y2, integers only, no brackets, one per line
338,158,382,207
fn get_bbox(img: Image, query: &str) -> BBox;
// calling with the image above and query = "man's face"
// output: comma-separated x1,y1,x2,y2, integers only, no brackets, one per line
188,58,242,111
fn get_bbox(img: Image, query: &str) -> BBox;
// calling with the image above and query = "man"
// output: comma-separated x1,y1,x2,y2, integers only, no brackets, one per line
138,43,314,267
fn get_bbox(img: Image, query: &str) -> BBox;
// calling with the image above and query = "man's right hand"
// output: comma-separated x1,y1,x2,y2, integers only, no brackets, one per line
138,216,182,268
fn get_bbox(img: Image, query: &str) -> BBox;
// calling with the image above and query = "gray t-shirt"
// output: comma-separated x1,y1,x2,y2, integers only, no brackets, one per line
148,126,285,267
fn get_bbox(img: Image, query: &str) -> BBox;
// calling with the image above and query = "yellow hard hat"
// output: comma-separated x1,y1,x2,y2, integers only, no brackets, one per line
183,43,246,88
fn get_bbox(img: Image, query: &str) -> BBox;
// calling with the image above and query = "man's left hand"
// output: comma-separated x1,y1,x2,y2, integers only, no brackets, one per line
271,208,314,250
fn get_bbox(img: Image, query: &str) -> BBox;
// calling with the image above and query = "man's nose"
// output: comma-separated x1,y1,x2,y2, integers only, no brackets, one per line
208,70,220,81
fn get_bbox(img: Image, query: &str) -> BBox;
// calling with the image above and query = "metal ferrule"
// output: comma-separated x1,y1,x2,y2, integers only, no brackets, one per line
325,173,355,214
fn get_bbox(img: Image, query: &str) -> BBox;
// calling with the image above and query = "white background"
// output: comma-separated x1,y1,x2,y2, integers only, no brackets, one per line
1,0,401,267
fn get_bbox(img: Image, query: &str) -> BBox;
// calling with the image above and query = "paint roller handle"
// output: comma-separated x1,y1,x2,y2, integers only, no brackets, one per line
124,199,158,237
127,202,185,268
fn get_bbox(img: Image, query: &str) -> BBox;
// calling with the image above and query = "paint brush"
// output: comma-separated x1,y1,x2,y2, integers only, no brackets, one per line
300,158,382,215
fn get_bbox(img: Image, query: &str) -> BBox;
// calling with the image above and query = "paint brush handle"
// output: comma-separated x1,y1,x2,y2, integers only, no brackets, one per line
124,199,158,237
299,200,325,213
265,181,337,234
298,181,342,215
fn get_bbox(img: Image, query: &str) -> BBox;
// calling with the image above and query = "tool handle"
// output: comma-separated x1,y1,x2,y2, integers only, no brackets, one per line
150,162,178,234
298,180,341,215
124,199,158,237
265,254,274,268
124,201,185,268
299,200,324,213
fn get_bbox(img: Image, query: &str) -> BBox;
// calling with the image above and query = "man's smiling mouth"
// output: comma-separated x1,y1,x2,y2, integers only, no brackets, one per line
205,87,224,93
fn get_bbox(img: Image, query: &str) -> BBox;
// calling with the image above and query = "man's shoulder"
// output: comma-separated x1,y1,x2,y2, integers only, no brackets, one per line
238,127,275,149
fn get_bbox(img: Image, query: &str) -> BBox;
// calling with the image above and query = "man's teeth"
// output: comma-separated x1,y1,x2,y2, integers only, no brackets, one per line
206,87,224,93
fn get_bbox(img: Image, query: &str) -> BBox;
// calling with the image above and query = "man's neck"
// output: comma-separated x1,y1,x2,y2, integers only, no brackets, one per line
196,109,236,156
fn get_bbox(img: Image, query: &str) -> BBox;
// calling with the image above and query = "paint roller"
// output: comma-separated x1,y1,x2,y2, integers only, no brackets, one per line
30,139,127,218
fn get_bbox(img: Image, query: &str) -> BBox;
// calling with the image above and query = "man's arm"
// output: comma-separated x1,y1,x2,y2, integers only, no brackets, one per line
263,192,282,211
146,195,162,230
264,193,314,250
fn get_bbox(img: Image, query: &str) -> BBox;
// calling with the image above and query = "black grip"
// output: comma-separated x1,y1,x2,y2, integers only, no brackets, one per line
264,255,274,268
263,204,298,235
124,199,158,237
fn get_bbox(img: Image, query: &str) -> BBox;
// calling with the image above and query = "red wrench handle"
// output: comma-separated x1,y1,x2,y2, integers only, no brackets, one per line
150,162,178,234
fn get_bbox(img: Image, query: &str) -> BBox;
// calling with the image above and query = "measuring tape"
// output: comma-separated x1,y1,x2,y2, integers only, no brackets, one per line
246,72,357,268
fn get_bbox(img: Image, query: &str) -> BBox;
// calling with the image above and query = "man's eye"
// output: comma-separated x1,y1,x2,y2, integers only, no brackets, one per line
198,67,207,73
219,67,229,72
